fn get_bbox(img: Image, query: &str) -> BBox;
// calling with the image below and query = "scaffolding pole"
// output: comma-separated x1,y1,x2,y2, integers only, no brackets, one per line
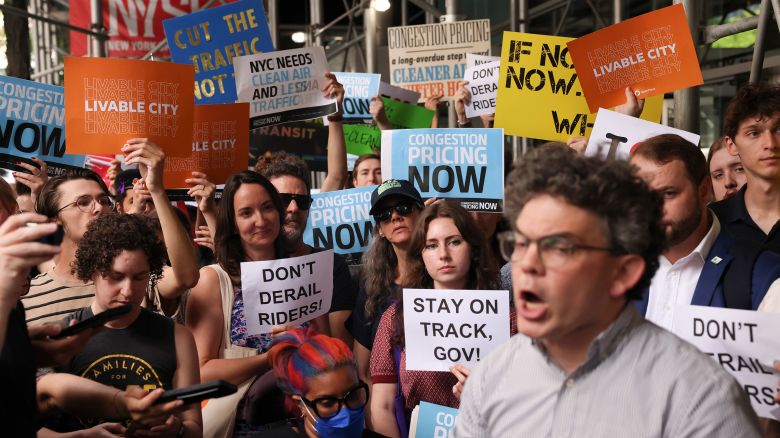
673,0,700,133
267,0,278,48
750,0,772,83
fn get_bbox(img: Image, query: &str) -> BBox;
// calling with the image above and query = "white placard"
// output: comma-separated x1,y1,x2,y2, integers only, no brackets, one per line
378,81,421,104
671,305,780,419
234,47,337,129
240,250,334,334
584,108,700,161
464,60,500,118
466,53,500,68
403,289,511,371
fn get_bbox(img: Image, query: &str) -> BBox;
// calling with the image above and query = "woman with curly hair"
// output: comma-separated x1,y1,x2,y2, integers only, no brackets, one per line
46,213,201,437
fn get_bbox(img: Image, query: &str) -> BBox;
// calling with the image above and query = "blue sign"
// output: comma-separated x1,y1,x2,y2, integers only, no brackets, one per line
0,75,86,176
414,401,459,438
163,0,274,104
333,72,380,119
381,128,504,212
303,186,376,266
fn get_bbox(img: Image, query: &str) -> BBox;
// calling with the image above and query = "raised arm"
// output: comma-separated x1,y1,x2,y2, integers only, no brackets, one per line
321,73,348,192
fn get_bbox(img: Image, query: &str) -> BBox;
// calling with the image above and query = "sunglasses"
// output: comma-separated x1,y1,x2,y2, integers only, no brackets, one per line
375,203,416,223
280,193,313,210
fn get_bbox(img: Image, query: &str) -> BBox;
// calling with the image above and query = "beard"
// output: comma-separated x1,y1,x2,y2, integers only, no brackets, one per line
664,201,703,247
282,216,304,242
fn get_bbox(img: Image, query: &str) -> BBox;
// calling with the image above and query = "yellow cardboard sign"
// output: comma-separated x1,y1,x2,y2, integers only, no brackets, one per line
494,32,662,142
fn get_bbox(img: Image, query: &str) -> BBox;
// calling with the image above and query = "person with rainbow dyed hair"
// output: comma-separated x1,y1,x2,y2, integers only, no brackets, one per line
258,327,386,438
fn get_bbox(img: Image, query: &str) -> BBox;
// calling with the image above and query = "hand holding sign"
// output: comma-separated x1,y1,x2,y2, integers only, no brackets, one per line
450,363,470,400
615,87,645,118
186,172,217,215
123,139,166,194
13,157,48,203
369,96,391,130
322,73,345,118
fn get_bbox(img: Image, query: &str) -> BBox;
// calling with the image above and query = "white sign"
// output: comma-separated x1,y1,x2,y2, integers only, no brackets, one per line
403,289,510,371
672,305,780,419
466,53,499,68
241,251,334,334
585,108,700,161
234,47,337,129
378,81,421,104
464,60,500,118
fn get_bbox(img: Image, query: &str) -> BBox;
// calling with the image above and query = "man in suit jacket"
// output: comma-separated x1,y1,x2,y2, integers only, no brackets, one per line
630,134,780,330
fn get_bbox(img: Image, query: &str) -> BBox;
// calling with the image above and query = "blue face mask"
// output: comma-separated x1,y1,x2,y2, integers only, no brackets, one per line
302,402,365,438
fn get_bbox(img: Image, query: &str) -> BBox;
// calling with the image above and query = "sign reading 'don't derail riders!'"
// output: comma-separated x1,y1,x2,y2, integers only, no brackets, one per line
388,19,491,100
64,57,194,157
567,4,703,113
234,47,337,128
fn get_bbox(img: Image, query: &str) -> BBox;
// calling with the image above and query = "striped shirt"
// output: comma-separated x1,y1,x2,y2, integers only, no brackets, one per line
21,269,95,325
453,305,761,438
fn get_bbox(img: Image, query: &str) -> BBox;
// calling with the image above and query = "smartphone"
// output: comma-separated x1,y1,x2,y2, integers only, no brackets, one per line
26,222,64,246
50,304,133,339
154,380,237,405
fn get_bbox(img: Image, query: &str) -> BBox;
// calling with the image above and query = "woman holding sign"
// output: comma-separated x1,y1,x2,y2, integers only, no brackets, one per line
368,202,503,438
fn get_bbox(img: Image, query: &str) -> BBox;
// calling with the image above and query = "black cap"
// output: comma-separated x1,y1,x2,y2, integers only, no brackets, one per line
369,179,424,216
115,168,141,196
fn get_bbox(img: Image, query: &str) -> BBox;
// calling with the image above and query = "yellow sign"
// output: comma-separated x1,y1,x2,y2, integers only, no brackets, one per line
494,32,662,142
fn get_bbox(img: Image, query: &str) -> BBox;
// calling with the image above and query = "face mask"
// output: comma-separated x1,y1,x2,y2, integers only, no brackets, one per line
301,401,365,438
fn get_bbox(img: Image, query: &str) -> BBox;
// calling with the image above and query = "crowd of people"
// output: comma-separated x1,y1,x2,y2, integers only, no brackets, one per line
2,62,780,438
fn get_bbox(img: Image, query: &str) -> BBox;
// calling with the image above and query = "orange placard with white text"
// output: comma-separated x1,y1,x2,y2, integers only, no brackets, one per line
164,103,249,189
64,57,194,156
566,4,702,113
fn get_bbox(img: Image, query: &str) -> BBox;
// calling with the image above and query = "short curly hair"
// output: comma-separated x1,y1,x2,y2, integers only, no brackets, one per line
254,151,311,192
504,146,666,300
74,213,165,286
723,82,780,141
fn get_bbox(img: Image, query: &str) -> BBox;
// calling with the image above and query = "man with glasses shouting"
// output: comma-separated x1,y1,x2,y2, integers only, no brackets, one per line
453,146,761,437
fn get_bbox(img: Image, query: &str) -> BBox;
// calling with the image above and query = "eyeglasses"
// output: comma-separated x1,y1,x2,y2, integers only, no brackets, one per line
497,230,614,269
57,195,115,214
374,203,416,223
280,193,313,210
301,381,369,419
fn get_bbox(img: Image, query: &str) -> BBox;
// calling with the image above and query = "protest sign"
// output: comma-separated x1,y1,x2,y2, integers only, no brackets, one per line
241,250,334,334
250,121,329,171
334,72,381,119
403,289,510,371
464,61,500,118
303,186,375,266
383,98,435,129
585,108,699,161
164,103,249,189
234,47,337,128
378,81,421,104
164,0,275,104
494,32,664,142
672,305,780,419
466,53,500,68
567,4,703,113
381,128,504,212
388,19,491,100
411,402,460,438
64,57,194,157
343,124,381,170
0,76,87,178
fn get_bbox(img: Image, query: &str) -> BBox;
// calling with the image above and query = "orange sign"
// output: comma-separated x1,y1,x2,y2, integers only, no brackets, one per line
566,4,702,113
164,103,249,188
64,57,194,156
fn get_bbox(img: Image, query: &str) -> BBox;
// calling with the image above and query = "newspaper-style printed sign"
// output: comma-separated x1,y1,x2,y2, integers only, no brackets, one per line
234,47,337,128
672,305,780,419
164,103,249,189
163,0,275,104
241,250,334,334
567,4,703,113
378,81,421,104
303,186,375,266
388,19,491,100
0,75,87,178
64,57,195,156
585,108,700,161
334,72,381,119
412,402,460,438
464,61,500,118
466,53,500,68
250,121,329,171
381,128,505,212
403,289,511,371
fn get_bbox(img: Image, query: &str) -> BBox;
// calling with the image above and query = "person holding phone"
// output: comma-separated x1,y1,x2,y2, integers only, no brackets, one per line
41,213,201,437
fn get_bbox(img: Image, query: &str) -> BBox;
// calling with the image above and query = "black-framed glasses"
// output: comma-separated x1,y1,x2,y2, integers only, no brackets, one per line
374,203,415,223
280,193,313,210
57,195,115,214
497,230,614,268
301,381,369,419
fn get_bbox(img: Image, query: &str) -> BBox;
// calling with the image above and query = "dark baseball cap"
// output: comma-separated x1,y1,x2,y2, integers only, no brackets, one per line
369,179,424,216
115,168,141,196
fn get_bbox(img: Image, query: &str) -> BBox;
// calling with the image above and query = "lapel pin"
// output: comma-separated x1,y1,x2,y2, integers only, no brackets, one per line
711,256,722,264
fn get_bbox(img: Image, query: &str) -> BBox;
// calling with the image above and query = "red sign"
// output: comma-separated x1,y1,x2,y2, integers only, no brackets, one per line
70,1,217,58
